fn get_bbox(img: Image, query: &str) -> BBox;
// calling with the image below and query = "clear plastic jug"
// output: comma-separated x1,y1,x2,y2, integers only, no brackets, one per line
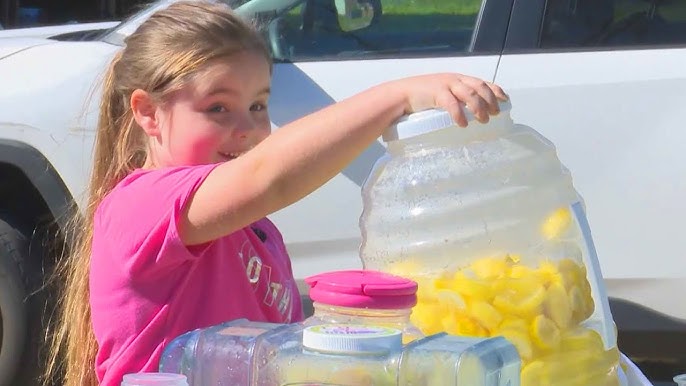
159,320,521,386
158,318,284,385
304,269,424,343
359,104,623,385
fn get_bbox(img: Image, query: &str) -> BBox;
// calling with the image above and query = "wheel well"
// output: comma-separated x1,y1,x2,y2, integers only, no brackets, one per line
0,162,67,385
0,162,63,271
0,163,52,230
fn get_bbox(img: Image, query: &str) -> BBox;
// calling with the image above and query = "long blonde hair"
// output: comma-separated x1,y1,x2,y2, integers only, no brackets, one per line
44,2,270,385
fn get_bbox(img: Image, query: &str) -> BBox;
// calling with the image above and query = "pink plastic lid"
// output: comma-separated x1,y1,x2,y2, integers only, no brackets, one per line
305,270,418,310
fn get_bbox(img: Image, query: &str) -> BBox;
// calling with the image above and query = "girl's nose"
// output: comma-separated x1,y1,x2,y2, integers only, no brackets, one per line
232,114,256,139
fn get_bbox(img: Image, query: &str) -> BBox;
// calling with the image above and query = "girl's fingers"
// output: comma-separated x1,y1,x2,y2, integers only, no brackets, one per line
435,88,468,127
488,82,509,102
402,73,508,127
458,76,501,115
448,80,490,123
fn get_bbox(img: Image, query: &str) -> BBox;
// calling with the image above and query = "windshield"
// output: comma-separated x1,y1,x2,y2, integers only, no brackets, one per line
101,0,299,45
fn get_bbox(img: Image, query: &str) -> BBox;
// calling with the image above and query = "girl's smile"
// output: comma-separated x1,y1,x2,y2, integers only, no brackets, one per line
140,51,272,168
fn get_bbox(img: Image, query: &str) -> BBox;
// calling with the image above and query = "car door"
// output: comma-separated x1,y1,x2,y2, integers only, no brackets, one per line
493,0,686,373
494,0,686,311
264,0,513,279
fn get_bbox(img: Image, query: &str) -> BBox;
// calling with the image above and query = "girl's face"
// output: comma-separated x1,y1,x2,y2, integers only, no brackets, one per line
144,51,272,167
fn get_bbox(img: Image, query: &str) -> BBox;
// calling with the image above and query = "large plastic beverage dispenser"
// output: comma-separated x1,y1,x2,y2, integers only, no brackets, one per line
359,103,624,385
159,319,521,385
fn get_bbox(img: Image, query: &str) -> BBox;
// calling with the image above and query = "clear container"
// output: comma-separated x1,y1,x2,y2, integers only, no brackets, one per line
254,323,521,386
121,373,188,386
359,104,624,386
399,333,520,385
160,320,521,386
158,318,284,385
304,269,424,343
262,324,404,385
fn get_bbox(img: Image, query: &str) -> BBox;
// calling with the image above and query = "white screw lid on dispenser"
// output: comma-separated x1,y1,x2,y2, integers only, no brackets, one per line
382,101,512,142
121,373,188,386
302,324,402,354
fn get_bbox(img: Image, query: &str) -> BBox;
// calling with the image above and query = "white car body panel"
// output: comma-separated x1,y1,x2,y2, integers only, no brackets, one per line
0,42,117,208
0,22,118,39
496,48,686,280
0,37,52,59
494,48,686,318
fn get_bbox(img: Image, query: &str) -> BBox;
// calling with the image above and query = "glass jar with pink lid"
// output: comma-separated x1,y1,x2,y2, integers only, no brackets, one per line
304,269,424,343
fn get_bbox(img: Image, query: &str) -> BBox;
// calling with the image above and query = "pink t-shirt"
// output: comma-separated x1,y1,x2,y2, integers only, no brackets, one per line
89,164,303,386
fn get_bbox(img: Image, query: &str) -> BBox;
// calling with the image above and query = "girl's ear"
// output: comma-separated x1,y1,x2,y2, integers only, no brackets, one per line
130,89,160,137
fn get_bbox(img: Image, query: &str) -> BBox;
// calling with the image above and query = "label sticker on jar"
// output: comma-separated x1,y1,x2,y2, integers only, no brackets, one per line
309,325,397,336
302,324,402,354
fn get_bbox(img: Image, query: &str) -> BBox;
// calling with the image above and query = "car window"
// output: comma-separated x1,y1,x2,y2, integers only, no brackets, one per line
267,0,484,62
0,0,148,29
540,0,686,49
104,0,281,46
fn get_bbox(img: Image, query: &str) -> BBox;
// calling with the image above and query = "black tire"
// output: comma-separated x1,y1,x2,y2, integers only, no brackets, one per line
0,219,29,386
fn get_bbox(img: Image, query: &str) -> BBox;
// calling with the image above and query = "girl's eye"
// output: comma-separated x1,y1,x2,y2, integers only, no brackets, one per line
250,103,267,112
208,105,227,113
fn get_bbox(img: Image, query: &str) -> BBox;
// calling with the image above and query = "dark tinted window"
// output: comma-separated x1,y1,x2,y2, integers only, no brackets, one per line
540,0,686,49
268,0,484,61
0,0,147,29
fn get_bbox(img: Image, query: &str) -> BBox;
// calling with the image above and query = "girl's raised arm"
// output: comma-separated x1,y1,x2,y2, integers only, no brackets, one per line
179,73,507,245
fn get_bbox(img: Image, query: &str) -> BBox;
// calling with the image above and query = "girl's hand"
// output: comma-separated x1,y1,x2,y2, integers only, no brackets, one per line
393,73,509,127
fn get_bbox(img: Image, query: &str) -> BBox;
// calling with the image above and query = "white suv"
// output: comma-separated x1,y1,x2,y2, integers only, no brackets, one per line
0,0,684,384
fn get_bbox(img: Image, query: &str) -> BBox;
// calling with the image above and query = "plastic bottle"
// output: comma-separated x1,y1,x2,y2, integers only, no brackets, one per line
159,319,521,386
158,318,285,385
275,324,404,385
254,323,521,386
304,269,423,343
359,104,623,386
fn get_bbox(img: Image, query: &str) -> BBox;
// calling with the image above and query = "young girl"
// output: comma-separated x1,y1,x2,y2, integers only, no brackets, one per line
46,1,507,385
